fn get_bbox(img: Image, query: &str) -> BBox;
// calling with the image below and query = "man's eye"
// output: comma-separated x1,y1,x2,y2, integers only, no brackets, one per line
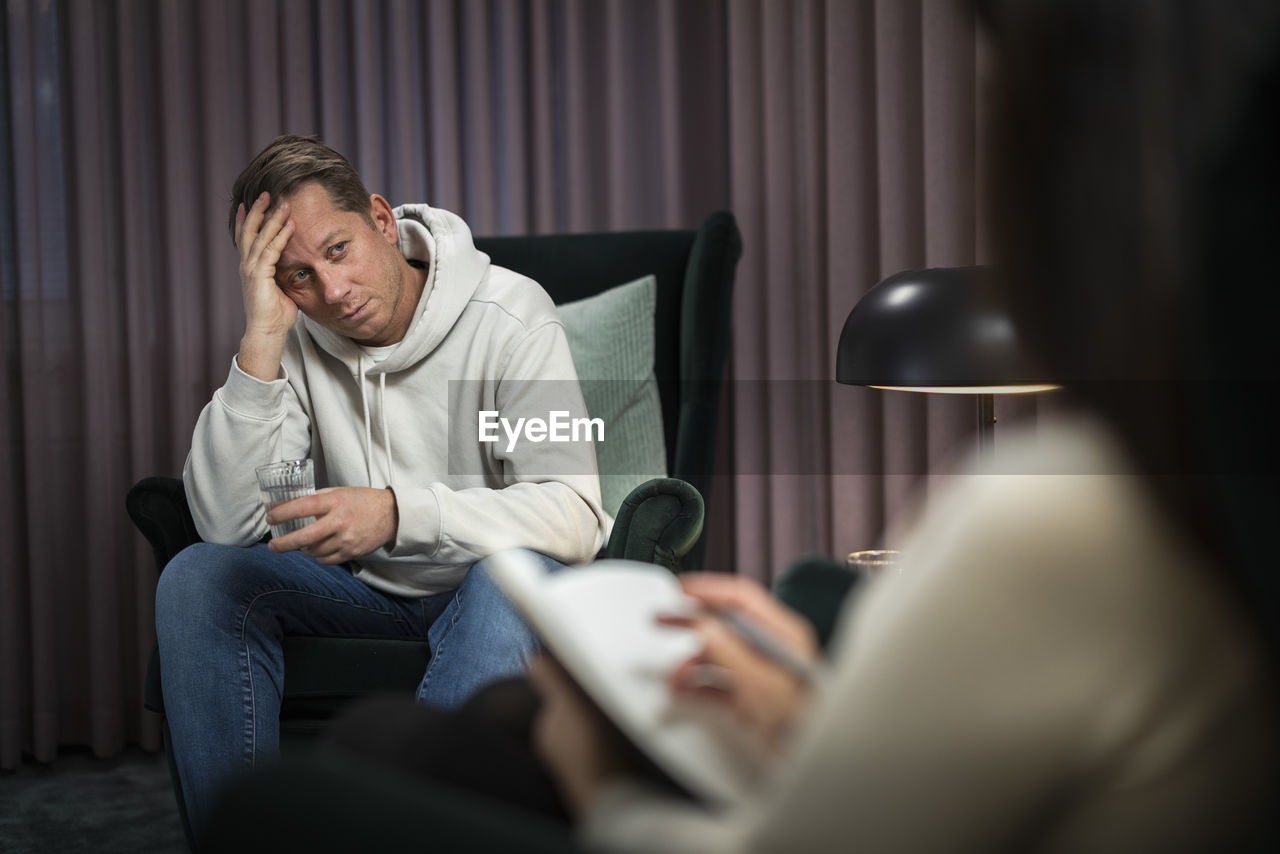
290,270,310,284
330,242,347,257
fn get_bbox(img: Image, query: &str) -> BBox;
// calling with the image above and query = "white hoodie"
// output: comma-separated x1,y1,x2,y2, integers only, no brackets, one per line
184,203,609,596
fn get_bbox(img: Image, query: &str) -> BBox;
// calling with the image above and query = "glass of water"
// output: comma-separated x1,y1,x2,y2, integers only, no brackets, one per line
254,459,317,539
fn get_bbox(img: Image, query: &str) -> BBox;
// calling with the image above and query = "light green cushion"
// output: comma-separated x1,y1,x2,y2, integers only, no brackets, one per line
557,275,668,518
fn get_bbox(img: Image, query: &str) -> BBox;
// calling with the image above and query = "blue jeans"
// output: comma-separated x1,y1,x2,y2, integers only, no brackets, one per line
154,543,554,840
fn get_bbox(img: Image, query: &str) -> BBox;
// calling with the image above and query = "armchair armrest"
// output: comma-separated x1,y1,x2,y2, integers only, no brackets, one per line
773,556,863,652
604,477,704,572
126,474,707,575
126,476,203,574
127,476,202,715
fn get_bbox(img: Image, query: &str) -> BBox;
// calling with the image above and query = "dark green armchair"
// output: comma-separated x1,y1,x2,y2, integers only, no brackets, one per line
127,211,741,849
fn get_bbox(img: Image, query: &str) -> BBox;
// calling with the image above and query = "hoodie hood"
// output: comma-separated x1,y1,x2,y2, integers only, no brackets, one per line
295,204,493,491
299,203,491,376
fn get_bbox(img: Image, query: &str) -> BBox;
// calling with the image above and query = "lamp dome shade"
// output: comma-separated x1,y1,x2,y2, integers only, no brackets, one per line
836,266,1044,388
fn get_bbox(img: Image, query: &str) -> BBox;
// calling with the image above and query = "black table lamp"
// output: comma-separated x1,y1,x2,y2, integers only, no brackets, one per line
836,266,1057,460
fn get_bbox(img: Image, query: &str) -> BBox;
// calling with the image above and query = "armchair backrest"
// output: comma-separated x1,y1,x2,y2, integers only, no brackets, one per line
475,211,740,568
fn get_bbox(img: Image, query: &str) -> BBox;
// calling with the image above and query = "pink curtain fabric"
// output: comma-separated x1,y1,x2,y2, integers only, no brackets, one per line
0,0,1016,767
718,0,1041,578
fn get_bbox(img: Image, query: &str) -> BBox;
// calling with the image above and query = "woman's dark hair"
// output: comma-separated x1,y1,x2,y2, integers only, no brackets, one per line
981,0,1280,635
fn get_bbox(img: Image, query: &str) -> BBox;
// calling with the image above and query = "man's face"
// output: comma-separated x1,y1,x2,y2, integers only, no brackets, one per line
273,182,415,346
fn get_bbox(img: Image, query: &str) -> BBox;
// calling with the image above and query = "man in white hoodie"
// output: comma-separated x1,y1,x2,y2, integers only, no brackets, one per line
154,135,609,840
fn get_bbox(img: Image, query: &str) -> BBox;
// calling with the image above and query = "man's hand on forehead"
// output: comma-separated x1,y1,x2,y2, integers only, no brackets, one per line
234,191,300,381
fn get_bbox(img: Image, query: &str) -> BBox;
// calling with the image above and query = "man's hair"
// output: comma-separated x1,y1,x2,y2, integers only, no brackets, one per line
228,134,373,240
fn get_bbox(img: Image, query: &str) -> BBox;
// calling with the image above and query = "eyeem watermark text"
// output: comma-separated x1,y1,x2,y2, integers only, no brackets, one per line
478,410,604,453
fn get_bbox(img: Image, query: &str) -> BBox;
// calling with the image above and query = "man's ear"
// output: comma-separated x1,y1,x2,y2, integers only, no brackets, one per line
368,194,399,245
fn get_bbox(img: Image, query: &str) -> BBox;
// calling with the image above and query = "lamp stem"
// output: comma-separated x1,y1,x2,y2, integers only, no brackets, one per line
977,393,996,463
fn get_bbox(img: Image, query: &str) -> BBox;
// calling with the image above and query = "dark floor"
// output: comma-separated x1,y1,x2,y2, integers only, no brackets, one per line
0,747,187,854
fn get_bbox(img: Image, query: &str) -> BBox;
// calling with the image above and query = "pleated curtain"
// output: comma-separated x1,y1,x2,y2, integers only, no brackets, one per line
721,0,1029,577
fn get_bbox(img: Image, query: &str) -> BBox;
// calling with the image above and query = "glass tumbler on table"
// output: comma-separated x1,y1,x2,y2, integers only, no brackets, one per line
255,459,317,539
847,549,901,576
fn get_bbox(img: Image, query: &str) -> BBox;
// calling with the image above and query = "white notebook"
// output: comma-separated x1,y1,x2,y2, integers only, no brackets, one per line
486,549,768,806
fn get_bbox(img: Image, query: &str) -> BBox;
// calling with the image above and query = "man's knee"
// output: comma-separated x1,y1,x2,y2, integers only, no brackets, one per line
457,557,501,599
464,550,565,597
457,551,565,634
155,542,267,634
157,543,222,619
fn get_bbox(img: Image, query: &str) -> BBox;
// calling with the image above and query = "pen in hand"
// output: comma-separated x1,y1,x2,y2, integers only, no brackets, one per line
711,607,817,686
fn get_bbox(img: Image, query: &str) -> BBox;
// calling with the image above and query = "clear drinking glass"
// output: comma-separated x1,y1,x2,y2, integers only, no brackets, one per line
254,459,317,538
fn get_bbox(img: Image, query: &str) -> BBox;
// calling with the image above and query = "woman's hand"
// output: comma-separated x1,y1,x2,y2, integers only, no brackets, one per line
661,572,819,752
528,654,634,818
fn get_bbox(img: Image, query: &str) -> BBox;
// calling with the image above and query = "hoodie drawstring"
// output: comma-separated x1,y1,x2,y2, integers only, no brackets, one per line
357,357,396,490
379,373,396,491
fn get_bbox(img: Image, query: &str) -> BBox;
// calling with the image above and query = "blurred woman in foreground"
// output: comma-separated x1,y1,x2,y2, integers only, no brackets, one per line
535,1,1280,851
